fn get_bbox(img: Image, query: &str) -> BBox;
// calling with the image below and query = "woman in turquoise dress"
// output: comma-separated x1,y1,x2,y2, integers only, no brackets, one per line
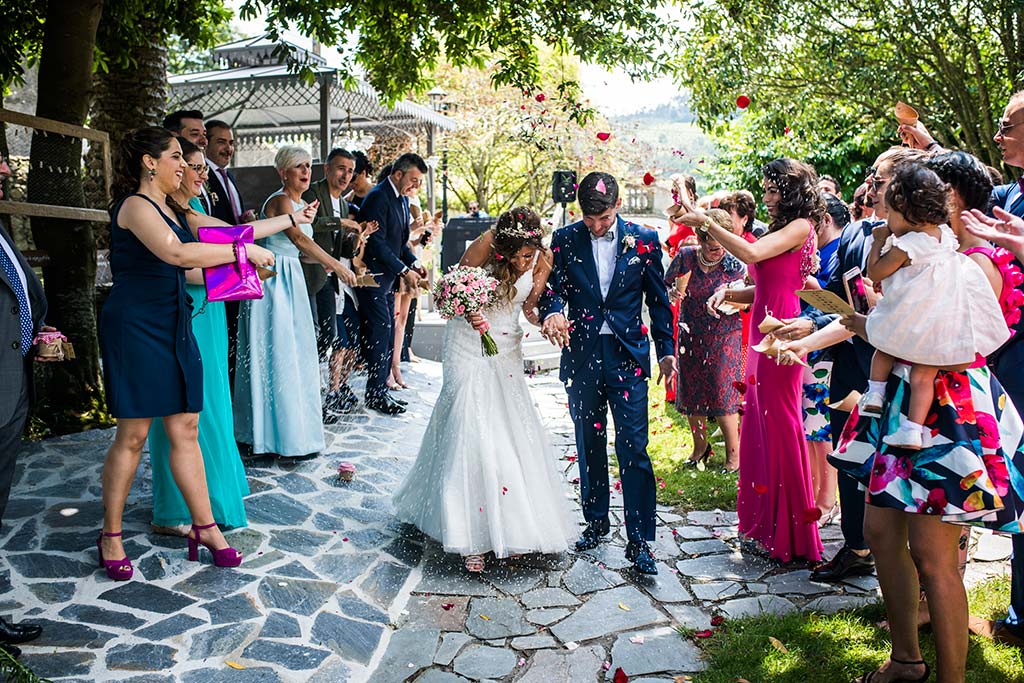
147,140,243,531
234,146,358,458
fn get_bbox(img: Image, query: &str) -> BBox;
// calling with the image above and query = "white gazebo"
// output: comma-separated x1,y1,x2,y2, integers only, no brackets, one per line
168,35,457,206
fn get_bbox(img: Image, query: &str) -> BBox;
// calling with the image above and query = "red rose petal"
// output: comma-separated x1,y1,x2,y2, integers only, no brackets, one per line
641,324,649,335
535,93,546,102
613,667,629,683
711,615,725,627
803,507,822,523
753,483,768,495
596,132,611,141
441,603,455,611
732,381,747,394
643,172,655,186
694,629,714,639
736,95,750,109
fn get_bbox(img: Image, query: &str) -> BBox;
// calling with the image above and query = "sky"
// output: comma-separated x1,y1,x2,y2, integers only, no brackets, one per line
226,0,679,117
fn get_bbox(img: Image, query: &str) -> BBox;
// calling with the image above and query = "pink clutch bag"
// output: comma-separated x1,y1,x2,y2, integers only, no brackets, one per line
197,225,263,302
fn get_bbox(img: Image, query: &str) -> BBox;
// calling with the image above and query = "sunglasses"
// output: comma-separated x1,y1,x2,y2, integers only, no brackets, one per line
187,163,209,176
997,121,1022,137
870,176,890,192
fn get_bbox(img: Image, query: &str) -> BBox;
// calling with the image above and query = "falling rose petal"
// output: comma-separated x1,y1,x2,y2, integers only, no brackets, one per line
698,159,705,164
753,483,768,495
596,132,611,141
693,629,714,639
736,95,750,109
784,126,792,135
502,486,508,495
441,603,455,611
711,615,725,627
342,537,349,542
640,324,649,335
567,455,578,463
623,391,629,400
635,368,642,377
732,381,747,394
595,179,608,194
643,172,655,186
637,241,652,255
535,93,546,102
613,667,630,683
659,480,666,489
671,528,678,536
803,507,823,523
594,422,603,429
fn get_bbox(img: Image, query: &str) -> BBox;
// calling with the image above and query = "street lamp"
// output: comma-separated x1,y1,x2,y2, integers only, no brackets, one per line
427,88,453,224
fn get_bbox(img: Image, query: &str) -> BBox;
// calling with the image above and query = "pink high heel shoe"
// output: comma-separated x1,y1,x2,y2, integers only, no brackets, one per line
187,522,242,567
96,531,134,581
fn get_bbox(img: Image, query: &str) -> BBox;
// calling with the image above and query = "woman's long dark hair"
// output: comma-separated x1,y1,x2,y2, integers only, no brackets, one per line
925,151,993,213
762,158,826,233
488,206,544,302
109,126,187,215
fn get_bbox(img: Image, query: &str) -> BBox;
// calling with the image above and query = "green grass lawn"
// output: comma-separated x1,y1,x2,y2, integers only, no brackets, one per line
691,576,1023,682
646,381,739,512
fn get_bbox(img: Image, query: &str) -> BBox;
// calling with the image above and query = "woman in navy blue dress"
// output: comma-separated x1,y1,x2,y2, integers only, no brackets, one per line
97,127,280,580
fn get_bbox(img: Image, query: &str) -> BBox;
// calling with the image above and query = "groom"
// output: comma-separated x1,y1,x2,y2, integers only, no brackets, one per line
541,172,676,574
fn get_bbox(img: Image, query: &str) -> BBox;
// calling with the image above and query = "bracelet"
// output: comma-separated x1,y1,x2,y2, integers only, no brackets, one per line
924,141,940,151
231,241,238,261
289,213,297,227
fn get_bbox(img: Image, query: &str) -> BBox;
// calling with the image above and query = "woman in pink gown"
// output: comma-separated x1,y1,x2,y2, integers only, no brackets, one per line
684,159,825,563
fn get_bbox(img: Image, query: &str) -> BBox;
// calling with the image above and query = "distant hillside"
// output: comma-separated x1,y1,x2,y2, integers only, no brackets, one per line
610,96,718,183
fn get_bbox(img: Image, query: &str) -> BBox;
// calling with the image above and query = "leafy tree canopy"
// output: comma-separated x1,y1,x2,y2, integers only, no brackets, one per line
673,0,1024,196
239,0,676,124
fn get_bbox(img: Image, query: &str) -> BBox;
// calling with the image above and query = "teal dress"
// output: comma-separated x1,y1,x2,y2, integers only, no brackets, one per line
233,191,325,457
146,196,249,528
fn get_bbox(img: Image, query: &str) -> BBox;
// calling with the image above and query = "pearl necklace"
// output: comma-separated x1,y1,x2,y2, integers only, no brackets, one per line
697,249,724,269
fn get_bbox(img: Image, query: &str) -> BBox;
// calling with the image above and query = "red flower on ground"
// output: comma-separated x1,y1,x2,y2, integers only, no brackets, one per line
612,668,629,683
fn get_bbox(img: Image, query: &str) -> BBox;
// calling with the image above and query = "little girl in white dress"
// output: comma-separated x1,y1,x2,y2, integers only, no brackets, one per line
859,164,1010,448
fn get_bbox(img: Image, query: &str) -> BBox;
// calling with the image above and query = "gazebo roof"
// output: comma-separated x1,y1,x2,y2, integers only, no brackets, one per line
167,35,456,140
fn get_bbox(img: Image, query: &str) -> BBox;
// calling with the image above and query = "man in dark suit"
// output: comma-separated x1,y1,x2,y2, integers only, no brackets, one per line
202,119,254,393
355,153,426,415
540,172,676,574
0,157,46,655
969,89,1024,649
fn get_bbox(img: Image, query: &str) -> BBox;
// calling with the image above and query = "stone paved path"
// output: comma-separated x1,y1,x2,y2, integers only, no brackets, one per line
0,361,1012,682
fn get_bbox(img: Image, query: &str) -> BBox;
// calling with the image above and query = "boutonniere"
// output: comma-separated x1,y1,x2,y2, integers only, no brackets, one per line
621,234,636,254
206,183,219,205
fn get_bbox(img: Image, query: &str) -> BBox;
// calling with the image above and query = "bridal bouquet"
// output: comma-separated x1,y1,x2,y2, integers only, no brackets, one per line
433,266,499,356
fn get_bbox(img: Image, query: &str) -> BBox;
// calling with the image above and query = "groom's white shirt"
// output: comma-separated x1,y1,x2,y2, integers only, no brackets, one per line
590,226,616,335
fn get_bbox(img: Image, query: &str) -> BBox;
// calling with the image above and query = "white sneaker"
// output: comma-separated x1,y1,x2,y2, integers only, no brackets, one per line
882,420,923,450
858,391,884,418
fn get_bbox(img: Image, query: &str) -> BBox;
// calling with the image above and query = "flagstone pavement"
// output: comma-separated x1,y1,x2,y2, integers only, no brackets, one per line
0,361,1012,682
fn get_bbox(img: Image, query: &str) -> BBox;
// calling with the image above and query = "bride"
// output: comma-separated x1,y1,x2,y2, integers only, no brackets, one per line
393,207,578,572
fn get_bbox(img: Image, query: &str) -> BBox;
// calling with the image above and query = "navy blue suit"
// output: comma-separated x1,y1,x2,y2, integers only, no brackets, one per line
987,182,1024,631
541,217,674,542
355,179,417,402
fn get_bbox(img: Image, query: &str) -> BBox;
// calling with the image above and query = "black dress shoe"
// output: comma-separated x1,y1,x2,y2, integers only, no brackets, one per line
574,519,610,551
0,642,21,659
0,616,39,645
626,540,658,575
366,396,406,415
388,394,409,406
810,545,875,583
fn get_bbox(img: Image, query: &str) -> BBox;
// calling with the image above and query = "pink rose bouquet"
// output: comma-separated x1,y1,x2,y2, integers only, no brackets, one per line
433,266,499,356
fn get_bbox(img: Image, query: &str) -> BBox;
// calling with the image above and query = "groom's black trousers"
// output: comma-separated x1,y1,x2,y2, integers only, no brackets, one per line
565,336,657,542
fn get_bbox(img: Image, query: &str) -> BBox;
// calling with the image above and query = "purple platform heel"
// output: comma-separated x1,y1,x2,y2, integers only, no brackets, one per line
96,531,134,581
187,522,242,567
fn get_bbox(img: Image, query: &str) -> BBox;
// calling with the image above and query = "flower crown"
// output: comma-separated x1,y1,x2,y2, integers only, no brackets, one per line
494,213,547,242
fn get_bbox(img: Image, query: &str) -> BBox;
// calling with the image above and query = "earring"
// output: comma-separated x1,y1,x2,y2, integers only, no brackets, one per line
147,169,156,180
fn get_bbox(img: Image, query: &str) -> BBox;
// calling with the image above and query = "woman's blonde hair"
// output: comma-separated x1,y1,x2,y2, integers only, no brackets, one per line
274,145,312,174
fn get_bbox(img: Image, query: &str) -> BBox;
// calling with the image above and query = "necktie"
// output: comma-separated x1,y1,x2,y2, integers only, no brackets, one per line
0,243,32,357
1018,177,1024,193
217,168,239,223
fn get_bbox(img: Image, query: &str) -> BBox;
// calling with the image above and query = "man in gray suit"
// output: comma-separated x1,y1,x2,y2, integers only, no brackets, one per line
0,156,47,655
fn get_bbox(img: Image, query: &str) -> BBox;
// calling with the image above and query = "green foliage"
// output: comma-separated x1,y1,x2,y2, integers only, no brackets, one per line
0,644,50,682
673,0,1024,197
0,1,46,91
692,578,1023,682
239,0,676,122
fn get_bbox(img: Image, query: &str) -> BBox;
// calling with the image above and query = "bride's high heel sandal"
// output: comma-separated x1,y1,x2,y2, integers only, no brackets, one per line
464,554,486,573
97,531,134,581
188,522,242,567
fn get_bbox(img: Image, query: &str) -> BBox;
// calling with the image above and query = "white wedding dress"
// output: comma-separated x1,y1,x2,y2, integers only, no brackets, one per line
393,263,578,558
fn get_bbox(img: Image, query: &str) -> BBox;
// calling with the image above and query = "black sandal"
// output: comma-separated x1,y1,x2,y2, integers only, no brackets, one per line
853,657,930,683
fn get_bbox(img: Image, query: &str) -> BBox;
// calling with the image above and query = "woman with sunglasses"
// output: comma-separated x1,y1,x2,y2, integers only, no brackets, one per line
146,137,316,536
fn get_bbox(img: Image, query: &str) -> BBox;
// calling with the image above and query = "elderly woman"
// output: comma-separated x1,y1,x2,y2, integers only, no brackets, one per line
234,146,357,459
664,209,745,472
